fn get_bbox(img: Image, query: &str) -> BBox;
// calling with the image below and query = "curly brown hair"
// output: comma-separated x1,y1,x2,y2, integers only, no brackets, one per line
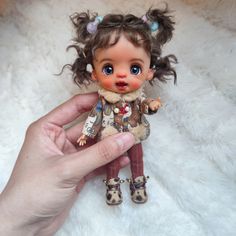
65,6,177,87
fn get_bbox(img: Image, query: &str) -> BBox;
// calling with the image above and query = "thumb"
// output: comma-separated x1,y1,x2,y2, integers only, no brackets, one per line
64,132,135,181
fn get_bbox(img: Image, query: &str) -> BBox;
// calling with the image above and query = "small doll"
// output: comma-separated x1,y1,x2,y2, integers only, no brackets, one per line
66,6,177,205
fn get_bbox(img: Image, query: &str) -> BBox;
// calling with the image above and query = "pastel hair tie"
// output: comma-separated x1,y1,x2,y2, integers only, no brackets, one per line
141,15,159,32
150,21,159,32
86,16,103,34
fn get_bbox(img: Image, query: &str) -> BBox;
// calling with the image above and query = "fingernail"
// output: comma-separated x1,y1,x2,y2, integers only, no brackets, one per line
115,132,135,150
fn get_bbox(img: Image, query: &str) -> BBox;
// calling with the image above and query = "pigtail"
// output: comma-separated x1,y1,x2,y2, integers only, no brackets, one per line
151,54,177,85
70,11,97,44
66,44,93,86
147,5,175,45
150,49,177,85
147,5,177,85
64,12,99,86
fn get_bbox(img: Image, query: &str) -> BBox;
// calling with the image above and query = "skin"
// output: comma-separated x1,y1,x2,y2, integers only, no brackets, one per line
92,34,154,94
0,93,135,236
77,34,162,145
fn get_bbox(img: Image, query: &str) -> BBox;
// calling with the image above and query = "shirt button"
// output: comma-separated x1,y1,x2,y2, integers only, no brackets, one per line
114,108,120,113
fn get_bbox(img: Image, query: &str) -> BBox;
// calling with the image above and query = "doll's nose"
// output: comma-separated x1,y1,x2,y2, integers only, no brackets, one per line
116,72,127,78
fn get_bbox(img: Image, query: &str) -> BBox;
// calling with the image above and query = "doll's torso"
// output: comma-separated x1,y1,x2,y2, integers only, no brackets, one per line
82,87,153,143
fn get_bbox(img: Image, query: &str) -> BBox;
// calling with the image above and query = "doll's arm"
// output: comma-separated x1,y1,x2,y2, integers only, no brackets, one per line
77,134,88,146
77,99,103,146
149,97,162,111
141,96,162,115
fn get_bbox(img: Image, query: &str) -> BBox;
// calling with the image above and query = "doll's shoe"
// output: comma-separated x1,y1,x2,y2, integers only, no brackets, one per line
104,178,124,205
128,176,149,204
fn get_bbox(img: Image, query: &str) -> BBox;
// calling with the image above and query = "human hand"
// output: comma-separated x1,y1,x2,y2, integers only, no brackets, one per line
149,97,162,111
77,134,88,146
0,93,135,236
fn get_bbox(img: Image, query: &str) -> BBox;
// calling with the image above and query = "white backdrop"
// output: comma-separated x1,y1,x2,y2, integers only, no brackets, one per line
0,0,236,235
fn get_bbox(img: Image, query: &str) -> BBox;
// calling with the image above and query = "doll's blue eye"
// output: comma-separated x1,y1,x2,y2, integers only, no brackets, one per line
102,65,113,75
130,65,142,75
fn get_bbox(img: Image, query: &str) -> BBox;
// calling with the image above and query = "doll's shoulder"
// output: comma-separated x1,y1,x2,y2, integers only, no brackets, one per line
88,96,103,115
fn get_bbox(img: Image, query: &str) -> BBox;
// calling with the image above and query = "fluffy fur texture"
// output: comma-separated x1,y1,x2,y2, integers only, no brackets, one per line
98,87,143,103
129,124,147,143
0,1,236,236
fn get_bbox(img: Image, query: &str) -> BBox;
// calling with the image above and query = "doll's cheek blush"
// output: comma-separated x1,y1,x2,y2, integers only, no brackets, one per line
101,80,113,89
131,81,142,90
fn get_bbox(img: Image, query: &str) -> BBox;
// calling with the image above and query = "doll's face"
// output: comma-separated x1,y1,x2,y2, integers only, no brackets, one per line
92,34,154,94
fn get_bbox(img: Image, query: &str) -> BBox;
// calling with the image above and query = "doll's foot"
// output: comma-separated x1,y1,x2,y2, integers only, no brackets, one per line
127,176,149,204
104,178,124,205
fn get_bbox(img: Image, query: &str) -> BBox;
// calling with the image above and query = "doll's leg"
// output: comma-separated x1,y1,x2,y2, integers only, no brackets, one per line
104,158,123,205
106,158,120,180
127,143,144,179
127,143,148,204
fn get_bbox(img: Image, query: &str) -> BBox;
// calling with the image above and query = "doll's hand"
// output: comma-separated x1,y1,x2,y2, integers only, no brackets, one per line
0,93,135,236
77,134,88,146
149,97,162,111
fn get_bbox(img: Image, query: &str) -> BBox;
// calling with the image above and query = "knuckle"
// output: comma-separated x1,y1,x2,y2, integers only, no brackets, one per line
27,121,36,130
26,121,38,136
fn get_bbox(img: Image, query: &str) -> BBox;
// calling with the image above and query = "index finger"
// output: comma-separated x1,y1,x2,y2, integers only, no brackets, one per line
40,92,98,126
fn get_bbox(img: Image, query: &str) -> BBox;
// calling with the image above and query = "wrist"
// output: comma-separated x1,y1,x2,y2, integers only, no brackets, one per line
0,192,41,236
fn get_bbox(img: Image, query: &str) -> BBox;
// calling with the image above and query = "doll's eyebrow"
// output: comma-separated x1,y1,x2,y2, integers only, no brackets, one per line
130,58,144,64
98,58,113,64
98,58,144,64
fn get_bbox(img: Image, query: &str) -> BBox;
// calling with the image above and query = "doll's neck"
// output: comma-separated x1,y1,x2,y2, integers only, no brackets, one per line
98,87,143,104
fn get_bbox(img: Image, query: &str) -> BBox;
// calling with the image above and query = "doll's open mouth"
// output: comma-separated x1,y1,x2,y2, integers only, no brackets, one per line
115,82,128,88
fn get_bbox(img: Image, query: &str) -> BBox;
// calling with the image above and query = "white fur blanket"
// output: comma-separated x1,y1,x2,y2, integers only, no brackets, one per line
0,1,235,235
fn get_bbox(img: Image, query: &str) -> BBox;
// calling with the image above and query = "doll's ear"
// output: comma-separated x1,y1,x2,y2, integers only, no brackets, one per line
91,71,98,81
146,69,154,81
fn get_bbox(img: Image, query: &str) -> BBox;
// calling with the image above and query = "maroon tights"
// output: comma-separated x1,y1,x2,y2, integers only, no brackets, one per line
106,143,144,180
